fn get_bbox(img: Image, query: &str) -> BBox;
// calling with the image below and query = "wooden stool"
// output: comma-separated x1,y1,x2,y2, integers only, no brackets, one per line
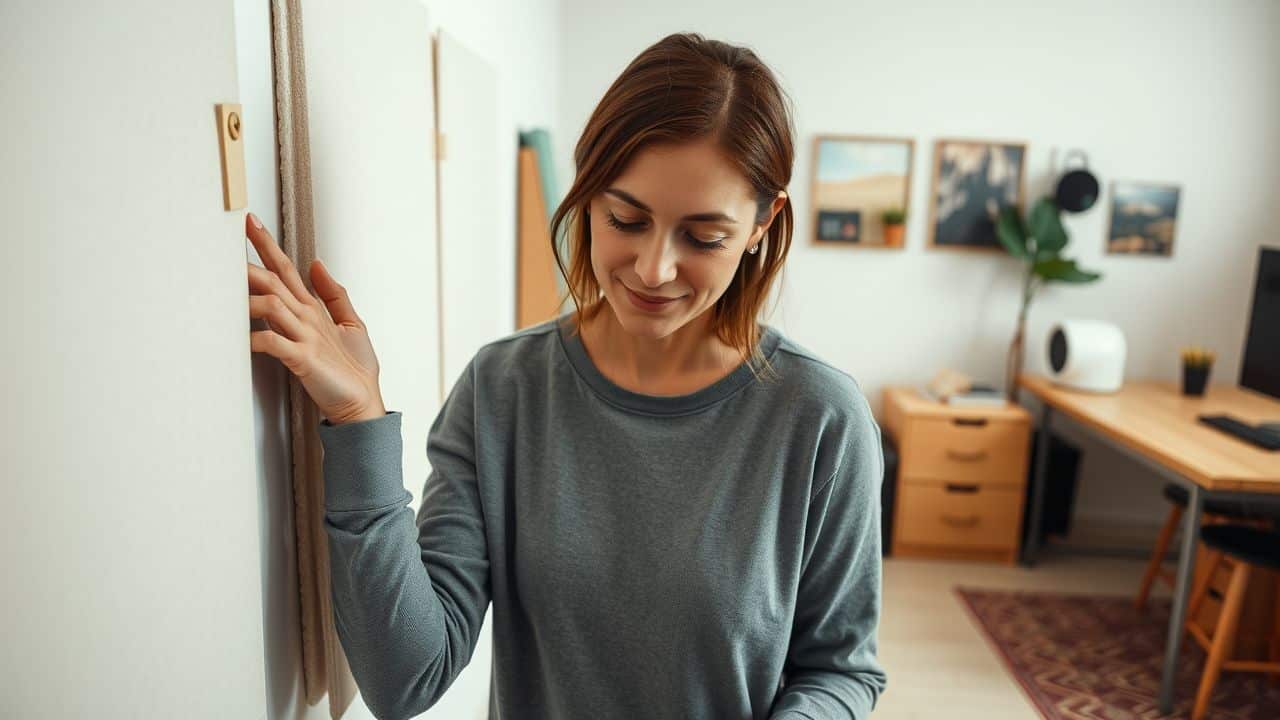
1183,523,1280,720
1135,482,1257,611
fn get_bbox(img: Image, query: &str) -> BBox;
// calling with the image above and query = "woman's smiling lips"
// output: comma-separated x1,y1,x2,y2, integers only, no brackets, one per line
624,285,684,311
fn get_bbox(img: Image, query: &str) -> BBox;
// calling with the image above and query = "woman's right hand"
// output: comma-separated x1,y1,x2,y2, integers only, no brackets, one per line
244,211,387,425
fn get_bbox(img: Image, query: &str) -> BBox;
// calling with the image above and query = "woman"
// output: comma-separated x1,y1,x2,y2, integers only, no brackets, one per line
248,32,887,720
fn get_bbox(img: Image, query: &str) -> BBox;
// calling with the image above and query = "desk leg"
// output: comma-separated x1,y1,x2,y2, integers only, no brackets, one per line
1021,403,1052,566
1158,483,1202,714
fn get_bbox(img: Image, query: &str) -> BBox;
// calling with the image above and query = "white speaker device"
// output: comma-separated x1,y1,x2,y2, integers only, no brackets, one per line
1046,319,1127,393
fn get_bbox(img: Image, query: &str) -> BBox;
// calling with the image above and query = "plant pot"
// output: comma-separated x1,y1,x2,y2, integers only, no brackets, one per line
1182,364,1210,396
883,223,904,247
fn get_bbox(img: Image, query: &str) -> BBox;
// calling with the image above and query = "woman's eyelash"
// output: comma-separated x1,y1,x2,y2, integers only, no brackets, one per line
604,212,727,251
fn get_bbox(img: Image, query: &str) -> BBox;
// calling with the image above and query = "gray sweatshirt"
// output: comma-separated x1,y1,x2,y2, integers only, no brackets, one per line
317,314,887,720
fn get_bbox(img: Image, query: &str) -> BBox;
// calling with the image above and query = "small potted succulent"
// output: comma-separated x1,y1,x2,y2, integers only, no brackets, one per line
1181,345,1215,396
881,207,906,247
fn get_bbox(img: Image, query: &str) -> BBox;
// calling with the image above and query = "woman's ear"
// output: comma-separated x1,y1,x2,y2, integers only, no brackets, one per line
770,190,788,219
756,191,788,239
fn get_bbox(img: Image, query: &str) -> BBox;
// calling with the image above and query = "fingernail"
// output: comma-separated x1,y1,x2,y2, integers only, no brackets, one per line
249,212,263,230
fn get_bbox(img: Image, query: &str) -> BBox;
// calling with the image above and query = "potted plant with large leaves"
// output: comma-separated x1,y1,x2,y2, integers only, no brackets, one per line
997,197,1103,403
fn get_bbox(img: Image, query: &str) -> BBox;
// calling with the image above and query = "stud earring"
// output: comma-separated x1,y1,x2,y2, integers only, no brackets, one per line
748,243,760,255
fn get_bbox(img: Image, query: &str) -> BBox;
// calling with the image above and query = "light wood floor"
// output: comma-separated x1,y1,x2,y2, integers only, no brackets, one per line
874,553,1162,719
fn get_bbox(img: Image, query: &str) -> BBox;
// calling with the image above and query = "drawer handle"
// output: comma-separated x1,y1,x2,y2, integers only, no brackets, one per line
941,514,980,527
945,483,979,494
945,448,988,462
953,417,989,427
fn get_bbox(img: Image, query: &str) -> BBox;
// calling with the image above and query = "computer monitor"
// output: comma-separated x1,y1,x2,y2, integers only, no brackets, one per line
1240,246,1280,432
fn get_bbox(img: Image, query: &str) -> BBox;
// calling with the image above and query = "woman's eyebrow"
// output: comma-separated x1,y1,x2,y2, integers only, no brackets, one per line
604,188,738,224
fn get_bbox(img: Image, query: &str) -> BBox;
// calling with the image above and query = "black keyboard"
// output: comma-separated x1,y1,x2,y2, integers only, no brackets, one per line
1197,414,1280,451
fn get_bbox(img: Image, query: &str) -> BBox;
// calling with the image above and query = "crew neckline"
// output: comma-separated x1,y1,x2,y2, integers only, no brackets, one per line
556,313,783,416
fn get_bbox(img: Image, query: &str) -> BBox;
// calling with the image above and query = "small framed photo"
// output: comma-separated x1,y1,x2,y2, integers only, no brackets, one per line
1105,181,1181,257
927,138,1027,251
816,210,862,242
810,135,914,248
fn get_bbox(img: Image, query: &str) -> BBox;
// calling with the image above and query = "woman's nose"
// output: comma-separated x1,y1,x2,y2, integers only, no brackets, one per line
633,233,679,288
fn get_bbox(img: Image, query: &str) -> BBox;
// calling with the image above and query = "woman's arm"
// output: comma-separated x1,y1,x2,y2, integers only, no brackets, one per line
318,359,491,720
769,388,888,720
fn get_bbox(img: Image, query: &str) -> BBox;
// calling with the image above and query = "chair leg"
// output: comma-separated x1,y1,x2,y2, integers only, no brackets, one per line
1136,504,1183,611
1186,550,1224,632
1191,562,1251,720
1272,584,1280,688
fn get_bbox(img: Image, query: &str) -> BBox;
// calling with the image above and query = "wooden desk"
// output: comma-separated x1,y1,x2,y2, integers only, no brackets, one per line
1017,373,1280,714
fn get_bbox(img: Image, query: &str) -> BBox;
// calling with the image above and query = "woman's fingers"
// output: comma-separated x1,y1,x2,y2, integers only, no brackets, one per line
244,212,316,311
242,210,384,420
249,328,302,365
309,259,365,328
244,212,356,331
248,293,309,341
247,261,310,327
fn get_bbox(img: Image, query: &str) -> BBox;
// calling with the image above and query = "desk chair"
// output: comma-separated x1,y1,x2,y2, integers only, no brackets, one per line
1183,523,1280,720
1135,483,1258,611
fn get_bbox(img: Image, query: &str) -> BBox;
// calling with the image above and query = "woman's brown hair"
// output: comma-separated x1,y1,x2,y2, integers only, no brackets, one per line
550,32,796,382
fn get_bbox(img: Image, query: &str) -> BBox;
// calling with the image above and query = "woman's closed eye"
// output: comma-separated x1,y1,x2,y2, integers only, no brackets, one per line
605,211,728,252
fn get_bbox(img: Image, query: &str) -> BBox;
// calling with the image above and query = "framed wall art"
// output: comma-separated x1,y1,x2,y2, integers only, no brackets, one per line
927,138,1027,250
1105,180,1181,257
810,134,914,248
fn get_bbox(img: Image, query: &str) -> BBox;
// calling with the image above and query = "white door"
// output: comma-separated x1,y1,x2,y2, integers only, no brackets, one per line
436,29,511,404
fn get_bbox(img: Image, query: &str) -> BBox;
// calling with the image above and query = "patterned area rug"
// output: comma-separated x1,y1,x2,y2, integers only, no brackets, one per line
955,587,1280,719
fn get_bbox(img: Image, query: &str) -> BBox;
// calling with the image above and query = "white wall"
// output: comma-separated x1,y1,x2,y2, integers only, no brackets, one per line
555,0,1280,536
3,1,267,717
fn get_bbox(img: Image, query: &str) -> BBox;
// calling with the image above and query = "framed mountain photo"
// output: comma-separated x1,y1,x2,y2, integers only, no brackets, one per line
928,138,1027,250
1105,181,1181,257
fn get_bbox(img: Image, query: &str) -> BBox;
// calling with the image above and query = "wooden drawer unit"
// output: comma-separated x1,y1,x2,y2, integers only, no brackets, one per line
895,483,1024,549
881,385,1033,564
902,416,1030,486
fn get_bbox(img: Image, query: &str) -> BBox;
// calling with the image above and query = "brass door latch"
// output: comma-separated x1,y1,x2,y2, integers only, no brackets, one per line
215,103,246,210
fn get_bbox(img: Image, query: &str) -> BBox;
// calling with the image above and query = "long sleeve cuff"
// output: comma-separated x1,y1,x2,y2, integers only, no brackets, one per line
316,410,406,511
768,675,877,720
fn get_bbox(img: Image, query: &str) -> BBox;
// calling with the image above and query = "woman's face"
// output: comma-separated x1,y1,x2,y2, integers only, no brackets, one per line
587,138,785,340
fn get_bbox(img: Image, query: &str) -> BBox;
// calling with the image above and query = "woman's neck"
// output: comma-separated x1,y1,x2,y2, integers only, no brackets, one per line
578,302,740,396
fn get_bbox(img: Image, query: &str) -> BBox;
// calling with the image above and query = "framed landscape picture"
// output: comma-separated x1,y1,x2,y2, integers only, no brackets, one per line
1105,181,1180,257
928,138,1027,250
810,135,914,248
